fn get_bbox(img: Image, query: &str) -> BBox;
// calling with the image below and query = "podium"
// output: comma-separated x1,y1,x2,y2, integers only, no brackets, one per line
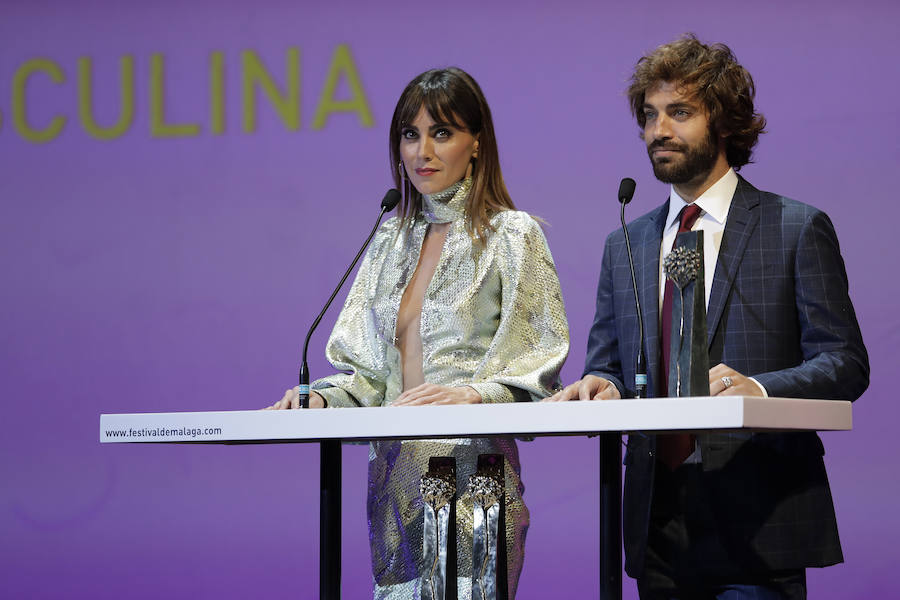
100,397,851,599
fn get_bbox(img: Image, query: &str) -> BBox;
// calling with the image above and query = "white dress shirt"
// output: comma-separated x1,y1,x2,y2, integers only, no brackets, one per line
658,168,737,313
657,169,766,462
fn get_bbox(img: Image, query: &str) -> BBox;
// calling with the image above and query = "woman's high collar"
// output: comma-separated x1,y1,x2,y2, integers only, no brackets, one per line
421,178,471,224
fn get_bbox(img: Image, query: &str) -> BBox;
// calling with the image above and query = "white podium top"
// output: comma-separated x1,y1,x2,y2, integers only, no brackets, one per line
99,396,851,444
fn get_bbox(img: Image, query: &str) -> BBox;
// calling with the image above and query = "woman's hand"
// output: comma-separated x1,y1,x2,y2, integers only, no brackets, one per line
392,384,482,406
264,387,326,409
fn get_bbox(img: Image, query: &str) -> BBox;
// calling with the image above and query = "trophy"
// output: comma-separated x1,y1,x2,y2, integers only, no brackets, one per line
663,230,710,397
421,457,457,600
470,454,507,600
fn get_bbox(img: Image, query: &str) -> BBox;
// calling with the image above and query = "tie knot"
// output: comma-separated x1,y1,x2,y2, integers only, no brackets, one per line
678,203,703,232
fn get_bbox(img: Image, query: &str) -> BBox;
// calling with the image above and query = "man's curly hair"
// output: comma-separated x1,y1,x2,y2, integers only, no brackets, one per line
627,34,766,169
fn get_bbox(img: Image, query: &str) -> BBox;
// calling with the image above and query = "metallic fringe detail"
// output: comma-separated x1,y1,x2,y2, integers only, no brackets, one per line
421,458,457,600
471,455,505,600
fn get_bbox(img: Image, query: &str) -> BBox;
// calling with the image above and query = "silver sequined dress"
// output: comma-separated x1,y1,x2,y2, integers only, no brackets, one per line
311,179,569,599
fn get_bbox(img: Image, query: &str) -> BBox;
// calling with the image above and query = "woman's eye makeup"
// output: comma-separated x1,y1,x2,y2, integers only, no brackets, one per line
400,124,460,140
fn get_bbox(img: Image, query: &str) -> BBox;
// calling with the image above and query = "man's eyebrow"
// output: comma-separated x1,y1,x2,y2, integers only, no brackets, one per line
642,101,699,110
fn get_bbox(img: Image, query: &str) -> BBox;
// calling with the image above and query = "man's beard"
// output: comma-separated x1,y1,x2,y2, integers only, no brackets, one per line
647,129,718,184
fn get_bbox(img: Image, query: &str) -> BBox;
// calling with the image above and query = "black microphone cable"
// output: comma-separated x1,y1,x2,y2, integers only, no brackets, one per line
617,177,647,398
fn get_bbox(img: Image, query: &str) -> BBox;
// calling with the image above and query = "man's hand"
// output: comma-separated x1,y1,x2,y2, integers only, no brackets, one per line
709,363,764,397
545,375,622,402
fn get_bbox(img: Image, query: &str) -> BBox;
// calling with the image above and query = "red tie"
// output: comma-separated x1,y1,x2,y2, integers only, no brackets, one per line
657,203,703,470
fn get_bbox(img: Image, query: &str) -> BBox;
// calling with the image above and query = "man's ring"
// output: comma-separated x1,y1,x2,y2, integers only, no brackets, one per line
721,376,734,389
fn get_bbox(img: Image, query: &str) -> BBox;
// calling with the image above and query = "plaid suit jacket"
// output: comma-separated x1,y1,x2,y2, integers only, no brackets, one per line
583,177,869,576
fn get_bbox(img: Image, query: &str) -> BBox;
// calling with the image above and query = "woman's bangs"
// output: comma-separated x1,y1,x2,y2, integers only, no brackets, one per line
422,88,466,130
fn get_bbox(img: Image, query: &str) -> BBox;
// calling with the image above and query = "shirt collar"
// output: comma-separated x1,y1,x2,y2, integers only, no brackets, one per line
665,168,738,230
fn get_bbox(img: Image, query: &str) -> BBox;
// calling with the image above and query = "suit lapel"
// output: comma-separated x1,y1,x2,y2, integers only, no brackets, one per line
635,202,668,390
706,177,760,347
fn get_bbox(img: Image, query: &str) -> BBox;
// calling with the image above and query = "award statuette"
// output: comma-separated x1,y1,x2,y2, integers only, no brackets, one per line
421,457,457,600
470,454,507,600
663,230,710,397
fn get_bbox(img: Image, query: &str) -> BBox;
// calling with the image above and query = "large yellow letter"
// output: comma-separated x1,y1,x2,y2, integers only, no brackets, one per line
150,53,201,138
78,55,135,140
12,59,67,143
210,51,225,135
312,45,373,130
241,48,300,133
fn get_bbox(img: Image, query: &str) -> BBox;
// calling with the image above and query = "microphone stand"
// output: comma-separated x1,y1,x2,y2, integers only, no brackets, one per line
598,178,641,600
295,188,400,600
298,190,401,408
618,197,647,399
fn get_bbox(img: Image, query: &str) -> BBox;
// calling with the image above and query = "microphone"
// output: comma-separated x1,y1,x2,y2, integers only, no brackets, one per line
618,178,635,205
297,189,402,408
617,178,647,398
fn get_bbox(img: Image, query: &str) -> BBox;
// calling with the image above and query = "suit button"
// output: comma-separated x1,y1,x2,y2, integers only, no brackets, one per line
648,451,654,458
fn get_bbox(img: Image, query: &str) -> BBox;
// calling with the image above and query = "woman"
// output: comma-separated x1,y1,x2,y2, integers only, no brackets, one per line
270,67,568,599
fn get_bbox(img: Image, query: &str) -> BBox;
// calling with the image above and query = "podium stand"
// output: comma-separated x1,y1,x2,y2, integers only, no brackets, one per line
100,397,851,599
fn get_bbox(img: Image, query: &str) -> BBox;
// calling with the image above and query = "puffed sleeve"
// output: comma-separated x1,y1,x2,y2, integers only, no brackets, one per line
467,212,570,403
309,219,398,407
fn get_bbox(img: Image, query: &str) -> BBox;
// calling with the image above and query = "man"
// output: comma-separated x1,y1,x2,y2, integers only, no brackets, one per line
549,35,869,599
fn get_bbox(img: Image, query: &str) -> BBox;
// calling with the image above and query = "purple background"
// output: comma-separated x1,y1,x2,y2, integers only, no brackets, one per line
2,0,897,597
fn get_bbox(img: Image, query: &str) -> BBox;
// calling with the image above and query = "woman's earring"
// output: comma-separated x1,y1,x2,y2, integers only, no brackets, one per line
399,161,412,203
466,149,478,178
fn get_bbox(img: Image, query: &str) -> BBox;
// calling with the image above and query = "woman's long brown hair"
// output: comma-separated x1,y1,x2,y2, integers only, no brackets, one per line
389,67,515,244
